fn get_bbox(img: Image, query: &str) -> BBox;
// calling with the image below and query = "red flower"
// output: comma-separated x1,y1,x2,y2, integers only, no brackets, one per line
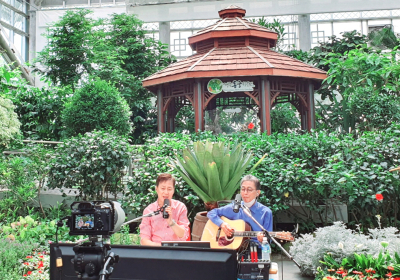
38,261,44,268
388,266,394,271
248,122,255,129
23,262,29,265
23,274,27,277
386,272,393,277
27,271,32,275
26,256,32,259
365,268,375,274
375,194,383,201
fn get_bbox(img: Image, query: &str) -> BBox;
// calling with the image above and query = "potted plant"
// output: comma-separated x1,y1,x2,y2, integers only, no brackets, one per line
170,140,265,240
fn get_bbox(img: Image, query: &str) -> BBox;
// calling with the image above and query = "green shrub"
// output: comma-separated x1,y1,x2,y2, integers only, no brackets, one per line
0,239,38,280
0,96,21,147
125,131,216,221
0,155,37,222
46,130,134,199
5,86,70,141
124,126,400,229
62,79,132,137
290,222,400,277
1,215,75,245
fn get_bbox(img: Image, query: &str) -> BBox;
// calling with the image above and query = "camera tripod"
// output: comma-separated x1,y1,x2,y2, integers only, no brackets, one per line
73,236,119,280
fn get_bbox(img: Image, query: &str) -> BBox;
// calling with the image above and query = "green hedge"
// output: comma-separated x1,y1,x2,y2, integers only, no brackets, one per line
125,126,400,230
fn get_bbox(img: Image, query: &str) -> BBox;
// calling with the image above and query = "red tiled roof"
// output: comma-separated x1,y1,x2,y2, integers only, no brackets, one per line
193,18,275,36
142,5,327,88
189,17,277,46
143,46,326,87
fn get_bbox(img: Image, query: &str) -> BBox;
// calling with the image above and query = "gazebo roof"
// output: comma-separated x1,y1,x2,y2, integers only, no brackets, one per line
188,5,278,46
143,5,327,88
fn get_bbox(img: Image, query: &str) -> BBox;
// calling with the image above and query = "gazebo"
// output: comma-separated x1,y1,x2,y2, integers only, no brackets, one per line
142,5,327,134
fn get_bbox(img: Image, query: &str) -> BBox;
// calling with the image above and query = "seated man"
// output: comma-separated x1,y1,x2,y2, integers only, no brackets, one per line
207,174,273,245
139,173,190,246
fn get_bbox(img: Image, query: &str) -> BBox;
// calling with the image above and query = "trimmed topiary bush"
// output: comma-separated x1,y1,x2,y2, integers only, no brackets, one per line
62,79,132,137
46,130,134,200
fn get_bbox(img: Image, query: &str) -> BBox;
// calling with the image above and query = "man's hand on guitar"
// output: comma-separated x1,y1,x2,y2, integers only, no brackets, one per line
221,222,235,237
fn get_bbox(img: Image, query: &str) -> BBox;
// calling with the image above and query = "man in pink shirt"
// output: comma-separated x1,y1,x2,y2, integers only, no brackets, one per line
139,173,190,246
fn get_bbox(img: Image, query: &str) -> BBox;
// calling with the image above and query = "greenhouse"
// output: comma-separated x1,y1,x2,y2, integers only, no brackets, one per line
1,0,400,279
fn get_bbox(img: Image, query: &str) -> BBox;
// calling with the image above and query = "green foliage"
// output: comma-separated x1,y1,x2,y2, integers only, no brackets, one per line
124,127,400,228
271,103,301,133
175,105,195,133
286,30,400,134
170,140,264,204
0,155,37,222
46,130,134,200
0,144,62,222
368,26,400,50
0,96,21,147
5,86,70,141
1,215,73,246
285,30,368,71
34,10,176,143
0,64,12,93
317,248,400,279
62,79,132,137
322,48,400,132
33,9,95,91
125,131,216,221
91,13,175,143
290,221,400,277
0,239,38,280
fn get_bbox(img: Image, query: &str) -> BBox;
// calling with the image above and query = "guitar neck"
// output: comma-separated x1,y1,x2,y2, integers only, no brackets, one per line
233,231,279,237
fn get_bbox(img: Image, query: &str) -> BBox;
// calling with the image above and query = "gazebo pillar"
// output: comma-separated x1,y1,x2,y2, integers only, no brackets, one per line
261,78,272,135
166,97,175,132
157,87,165,133
308,83,315,130
194,80,204,132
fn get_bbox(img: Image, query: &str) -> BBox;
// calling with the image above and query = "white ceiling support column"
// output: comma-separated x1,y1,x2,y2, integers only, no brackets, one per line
298,14,311,51
159,21,171,52
29,9,36,63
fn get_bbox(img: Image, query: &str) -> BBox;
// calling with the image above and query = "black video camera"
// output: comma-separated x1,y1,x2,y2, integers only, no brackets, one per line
67,201,125,236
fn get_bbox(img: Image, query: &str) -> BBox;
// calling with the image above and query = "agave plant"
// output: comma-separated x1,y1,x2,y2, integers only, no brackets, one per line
170,140,265,210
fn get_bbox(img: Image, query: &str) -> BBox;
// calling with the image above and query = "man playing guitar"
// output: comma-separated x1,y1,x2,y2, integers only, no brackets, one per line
207,174,273,247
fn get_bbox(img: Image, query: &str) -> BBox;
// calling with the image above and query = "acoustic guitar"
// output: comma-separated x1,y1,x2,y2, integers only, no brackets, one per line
201,216,295,250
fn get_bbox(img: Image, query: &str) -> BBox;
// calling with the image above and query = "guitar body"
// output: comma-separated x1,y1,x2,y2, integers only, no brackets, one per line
201,217,295,250
201,217,251,250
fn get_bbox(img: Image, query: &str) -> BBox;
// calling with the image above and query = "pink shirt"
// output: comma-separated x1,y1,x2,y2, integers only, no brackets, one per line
139,199,190,243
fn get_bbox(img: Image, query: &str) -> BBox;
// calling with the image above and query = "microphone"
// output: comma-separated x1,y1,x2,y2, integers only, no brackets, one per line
233,194,242,213
163,199,170,219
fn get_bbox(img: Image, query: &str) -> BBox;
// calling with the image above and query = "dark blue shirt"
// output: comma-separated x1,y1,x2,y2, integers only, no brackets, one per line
207,201,273,245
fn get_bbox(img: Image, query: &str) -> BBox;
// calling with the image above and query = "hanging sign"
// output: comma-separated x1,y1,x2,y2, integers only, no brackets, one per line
207,79,223,94
207,79,255,94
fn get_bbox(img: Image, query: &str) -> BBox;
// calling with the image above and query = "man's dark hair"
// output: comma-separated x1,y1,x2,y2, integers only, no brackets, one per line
240,175,261,190
156,173,176,187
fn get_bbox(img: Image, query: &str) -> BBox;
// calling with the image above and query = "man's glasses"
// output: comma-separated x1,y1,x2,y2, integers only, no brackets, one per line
240,188,256,193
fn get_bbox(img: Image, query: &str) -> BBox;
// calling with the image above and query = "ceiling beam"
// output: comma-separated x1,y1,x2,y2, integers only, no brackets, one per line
0,0,29,18
0,24,34,85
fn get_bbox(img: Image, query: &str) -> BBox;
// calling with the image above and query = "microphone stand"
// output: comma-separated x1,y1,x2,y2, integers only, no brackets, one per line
122,207,164,226
241,205,301,269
